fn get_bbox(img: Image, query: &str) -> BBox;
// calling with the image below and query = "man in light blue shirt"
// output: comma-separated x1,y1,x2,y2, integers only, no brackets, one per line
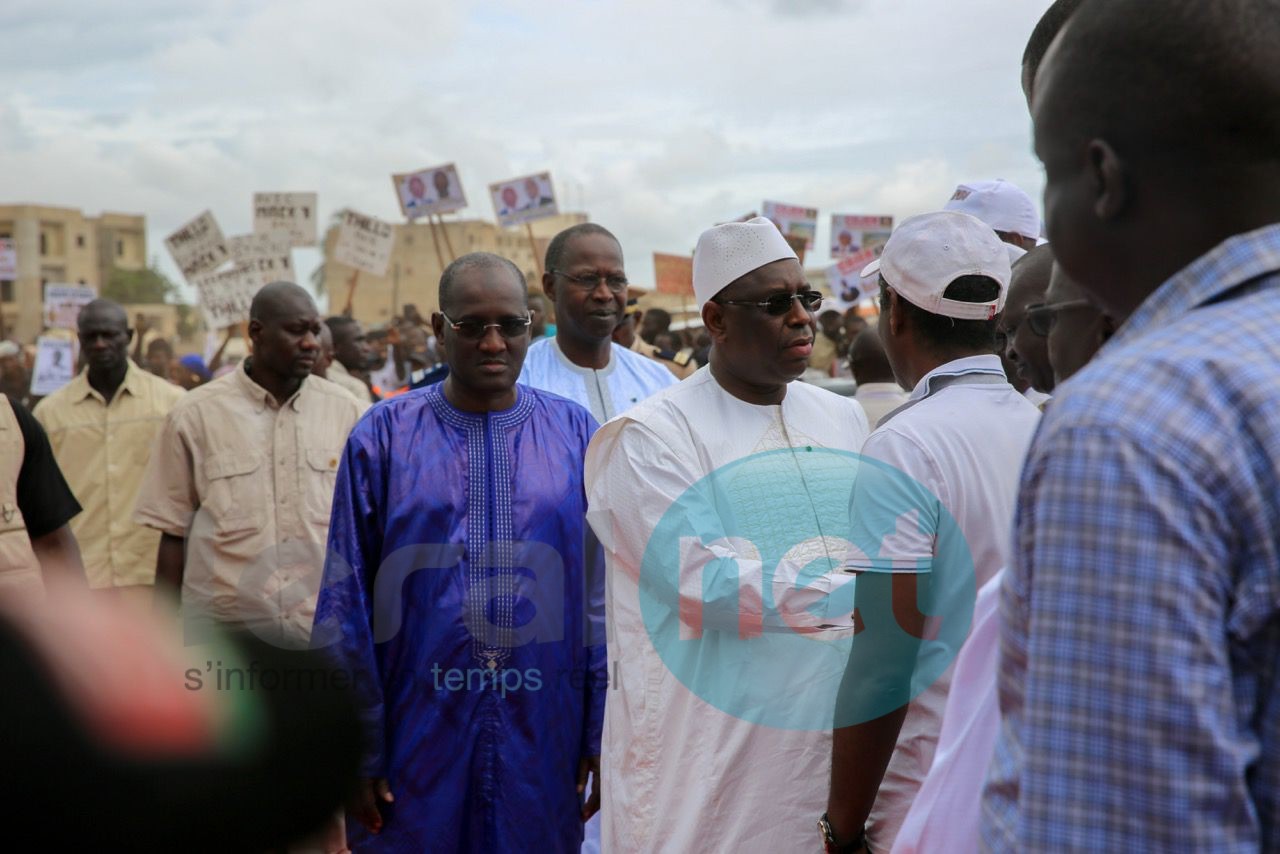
520,224,675,423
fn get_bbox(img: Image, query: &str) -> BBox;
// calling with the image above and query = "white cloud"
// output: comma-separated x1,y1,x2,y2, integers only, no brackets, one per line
0,0,1054,307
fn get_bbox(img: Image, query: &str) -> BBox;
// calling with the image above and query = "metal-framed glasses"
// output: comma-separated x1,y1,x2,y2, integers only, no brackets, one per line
716,290,824,316
440,312,532,339
1026,300,1094,337
550,269,629,294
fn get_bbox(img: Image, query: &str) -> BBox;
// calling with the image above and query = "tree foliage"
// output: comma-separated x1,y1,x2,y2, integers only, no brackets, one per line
103,261,179,304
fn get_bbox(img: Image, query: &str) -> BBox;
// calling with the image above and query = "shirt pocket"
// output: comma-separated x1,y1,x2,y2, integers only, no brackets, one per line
302,447,342,525
202,452,265,533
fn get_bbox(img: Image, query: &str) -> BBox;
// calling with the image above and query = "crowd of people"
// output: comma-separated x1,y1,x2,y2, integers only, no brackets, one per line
4,0,1279,850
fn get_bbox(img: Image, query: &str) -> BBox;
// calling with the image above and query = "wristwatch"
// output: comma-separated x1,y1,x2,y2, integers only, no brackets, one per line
818,812,866,853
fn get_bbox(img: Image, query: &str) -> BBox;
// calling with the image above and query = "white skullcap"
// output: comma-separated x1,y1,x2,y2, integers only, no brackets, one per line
0,341,19,359
692,216,798,307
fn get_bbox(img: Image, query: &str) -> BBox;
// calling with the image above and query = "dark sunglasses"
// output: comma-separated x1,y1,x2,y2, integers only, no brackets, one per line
441,312,532,340
716,290,824,316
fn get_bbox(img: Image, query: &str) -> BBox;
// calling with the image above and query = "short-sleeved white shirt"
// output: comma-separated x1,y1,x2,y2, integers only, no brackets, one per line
846,353,1041,851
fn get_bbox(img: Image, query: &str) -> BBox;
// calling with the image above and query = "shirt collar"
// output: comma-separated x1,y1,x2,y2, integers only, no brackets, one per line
909,354,1006,400
69,361,146,405
235,359,307,413
550,336,616,377
1110,222,1280,350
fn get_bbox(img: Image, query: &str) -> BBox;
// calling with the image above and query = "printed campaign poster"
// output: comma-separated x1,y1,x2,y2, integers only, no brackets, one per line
166,210,229,280
332,210,395,277
490,172,558,228
44,283,98,329
31,336,76,396
227,233,294,289
762,200,819,251
253,192,318,247
193,261,258,330
653,253,694,296
0,238,16,279
825,251,880,311
830,214,894,257
393,163,467,219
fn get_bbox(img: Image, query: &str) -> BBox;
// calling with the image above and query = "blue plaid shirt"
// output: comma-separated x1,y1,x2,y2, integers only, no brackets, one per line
982,224,1280,851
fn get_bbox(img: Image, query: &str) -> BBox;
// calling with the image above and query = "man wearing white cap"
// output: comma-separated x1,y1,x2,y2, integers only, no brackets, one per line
585,217,869,851
944,178,1042,254
824,211,1041,852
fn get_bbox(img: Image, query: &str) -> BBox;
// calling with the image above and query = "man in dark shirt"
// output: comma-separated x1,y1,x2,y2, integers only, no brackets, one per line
5,393,86,585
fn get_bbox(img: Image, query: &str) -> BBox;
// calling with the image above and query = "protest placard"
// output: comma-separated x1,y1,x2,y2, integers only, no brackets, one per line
393,163,467,219
332,210,395,276
0,238,16,280
192,261,258,330
253,192,318,247
762,200,819,251
44,283,98,329
653,253,694,296
166,210,229,280
31,336,76,396
490,172,558,228
830,214,894,257
825,249,880,311
227,233,294,289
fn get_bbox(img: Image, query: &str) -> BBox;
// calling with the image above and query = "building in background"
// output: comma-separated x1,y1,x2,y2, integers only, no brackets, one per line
0,204,146,341
320,212,587,323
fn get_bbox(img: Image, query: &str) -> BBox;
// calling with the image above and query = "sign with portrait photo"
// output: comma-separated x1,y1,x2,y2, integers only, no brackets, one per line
490,172,558,228
393,163,467,219
762,200,819,251
830,214,894,257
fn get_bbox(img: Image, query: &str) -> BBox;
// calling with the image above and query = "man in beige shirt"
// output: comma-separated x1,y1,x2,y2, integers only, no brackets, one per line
324,316,375,404
135,282,365,647
35,299,184,609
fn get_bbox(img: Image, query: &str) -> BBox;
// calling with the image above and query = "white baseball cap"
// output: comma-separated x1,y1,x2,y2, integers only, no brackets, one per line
943,179,1041,242
860,211,1011,321
692,216,798,307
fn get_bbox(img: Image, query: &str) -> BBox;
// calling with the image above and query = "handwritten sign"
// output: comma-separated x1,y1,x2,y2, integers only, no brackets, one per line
228,233,294,289
830,214,894,257
393,163,467,219
762,200,819,251
253,192,318,247
653,253,694,296
193,261,258,330
31,336,76,396
333,210,395,276
490,172,558,228
44,284,98,329
165,210,229,280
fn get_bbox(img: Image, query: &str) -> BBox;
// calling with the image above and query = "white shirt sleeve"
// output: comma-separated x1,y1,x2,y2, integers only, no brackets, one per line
843,428,942,575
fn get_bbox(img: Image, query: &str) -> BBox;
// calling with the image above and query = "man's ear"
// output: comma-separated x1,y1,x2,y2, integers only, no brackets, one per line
702,301,728,342
431,312,445,342
541,272,557,303
1089,139,1129,221
886,290,906,336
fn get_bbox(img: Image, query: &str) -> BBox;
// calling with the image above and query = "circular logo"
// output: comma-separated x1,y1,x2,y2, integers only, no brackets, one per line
640,448,976,730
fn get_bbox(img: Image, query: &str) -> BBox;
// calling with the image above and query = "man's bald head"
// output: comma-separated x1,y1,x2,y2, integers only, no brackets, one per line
1039,0,1280,162
1034,0,1280,320
1003,244,1057,394
78,298,128,331
251,281,316,324
849,329,895,386
439,253,526,315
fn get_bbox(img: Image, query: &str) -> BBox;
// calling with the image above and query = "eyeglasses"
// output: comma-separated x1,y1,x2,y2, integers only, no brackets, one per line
1026,299,1094,337
715,290,824,316
550,269,629,294
440,312,532,340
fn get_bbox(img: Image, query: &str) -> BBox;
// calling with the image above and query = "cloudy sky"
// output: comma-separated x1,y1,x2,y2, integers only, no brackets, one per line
2,0,1051,305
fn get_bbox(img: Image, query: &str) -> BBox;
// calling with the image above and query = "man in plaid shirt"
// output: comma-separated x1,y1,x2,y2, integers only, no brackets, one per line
982,0,1280,850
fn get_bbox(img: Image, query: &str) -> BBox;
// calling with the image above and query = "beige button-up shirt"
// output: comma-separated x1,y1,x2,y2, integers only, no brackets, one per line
134,362,364,641
34,363,185,588
326,359,374,405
